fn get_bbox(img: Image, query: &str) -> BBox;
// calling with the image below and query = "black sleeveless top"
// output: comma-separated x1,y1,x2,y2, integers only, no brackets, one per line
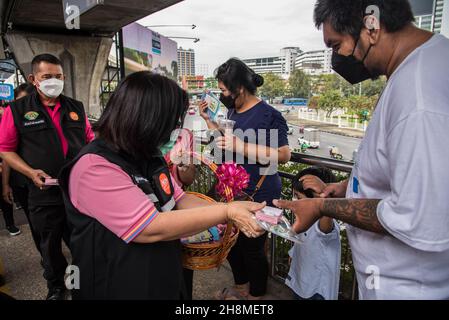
59,139,186,300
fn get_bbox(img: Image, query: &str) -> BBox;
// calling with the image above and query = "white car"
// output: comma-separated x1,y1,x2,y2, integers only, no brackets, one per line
287,126,294,135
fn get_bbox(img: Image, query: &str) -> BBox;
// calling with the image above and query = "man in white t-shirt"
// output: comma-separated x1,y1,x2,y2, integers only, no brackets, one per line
275,0,449,299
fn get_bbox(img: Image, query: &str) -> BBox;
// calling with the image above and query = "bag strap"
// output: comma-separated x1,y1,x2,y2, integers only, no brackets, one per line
250,175,267,199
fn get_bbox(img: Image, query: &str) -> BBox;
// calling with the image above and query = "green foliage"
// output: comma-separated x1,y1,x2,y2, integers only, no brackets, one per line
318,89,344,117
342,94,378,121
259,72,285,100
287,69,311,98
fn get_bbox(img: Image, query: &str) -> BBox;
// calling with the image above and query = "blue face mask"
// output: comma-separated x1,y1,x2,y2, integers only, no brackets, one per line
159,129,181,155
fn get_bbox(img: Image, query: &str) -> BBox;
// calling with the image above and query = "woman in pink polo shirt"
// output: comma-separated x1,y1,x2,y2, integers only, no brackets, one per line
58,71,265,300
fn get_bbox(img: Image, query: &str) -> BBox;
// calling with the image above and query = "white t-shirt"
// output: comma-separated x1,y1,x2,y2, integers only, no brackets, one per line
346,34,449,300
286,220,341,300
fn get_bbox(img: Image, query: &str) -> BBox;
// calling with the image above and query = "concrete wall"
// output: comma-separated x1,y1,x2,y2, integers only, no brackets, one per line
5,31,112,118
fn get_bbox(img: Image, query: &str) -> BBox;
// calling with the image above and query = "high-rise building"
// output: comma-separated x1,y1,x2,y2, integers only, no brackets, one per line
177,47,195,77
242,55,284,76
242,47,301,78
243,47,333,78
411,0,449,36
280,47,302,76
295,49,333,76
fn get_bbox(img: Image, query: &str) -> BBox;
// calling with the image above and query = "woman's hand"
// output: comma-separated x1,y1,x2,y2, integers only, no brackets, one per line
2,184,13,204
199,100,210,121
215,133,245,153
226,201,266,238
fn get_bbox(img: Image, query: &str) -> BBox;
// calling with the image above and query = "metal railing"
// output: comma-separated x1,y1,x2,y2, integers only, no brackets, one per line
188,148,358,300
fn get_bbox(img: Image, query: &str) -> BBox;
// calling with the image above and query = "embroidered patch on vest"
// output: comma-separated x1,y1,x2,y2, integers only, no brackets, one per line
23,119,45,127
69,112,80,121
159,173,171,196
24,111,39,121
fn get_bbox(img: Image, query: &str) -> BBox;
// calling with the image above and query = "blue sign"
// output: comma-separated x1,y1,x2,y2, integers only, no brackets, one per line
0,83,14,101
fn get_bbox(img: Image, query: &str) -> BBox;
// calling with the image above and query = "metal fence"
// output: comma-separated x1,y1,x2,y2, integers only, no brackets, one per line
188,150,358,300
298,109,368,132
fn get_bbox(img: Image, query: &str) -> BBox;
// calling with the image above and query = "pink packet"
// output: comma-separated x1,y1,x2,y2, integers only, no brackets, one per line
44,178,59,186
255,207,283,225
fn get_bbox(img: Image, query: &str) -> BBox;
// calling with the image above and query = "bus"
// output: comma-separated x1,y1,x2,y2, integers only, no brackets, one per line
283,98,308,106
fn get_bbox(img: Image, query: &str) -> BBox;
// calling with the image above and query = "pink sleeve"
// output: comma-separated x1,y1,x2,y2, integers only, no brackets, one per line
69,154,184,243
84,116,95,143
0,106,19,152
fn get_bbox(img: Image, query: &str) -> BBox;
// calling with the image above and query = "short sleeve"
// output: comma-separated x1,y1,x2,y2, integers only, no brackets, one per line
69,154,184,243
270,110,289,148
84,116,95,143
377,110,449,252
0,106,19,152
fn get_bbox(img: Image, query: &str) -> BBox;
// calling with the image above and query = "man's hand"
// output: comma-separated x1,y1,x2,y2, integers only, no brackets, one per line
2,184,13,204
28,169,51,189
320,180,348,198
273,198,323,234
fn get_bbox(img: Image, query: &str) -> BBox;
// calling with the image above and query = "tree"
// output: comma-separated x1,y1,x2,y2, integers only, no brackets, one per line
259,72,285,102
318,89,343,117
361,77,386,97
307,95,320,110
288,69,311,98
342,94,378,121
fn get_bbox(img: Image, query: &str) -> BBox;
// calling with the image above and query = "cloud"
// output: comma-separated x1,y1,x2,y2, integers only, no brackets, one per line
138,0,326,75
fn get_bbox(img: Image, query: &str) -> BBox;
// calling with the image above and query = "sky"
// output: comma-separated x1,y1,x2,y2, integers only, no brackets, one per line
138,0,326,76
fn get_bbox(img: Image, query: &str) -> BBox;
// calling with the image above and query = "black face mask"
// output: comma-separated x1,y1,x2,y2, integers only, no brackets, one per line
220,93,236,109
332,37,373,85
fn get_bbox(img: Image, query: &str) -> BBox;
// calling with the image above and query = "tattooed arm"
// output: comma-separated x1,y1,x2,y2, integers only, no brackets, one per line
274,198,388,235
320,199,387,234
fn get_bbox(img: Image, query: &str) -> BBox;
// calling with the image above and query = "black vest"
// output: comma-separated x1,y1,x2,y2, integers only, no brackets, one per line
10,89,87,205
58,139,185,300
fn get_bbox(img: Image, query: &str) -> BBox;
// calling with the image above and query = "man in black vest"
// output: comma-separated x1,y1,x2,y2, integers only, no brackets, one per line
0,54,95,300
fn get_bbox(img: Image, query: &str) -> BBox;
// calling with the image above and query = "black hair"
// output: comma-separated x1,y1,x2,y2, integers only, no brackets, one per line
96,71,189,160
14,83,34,99
31,54,63,73
314,0,415,37
292,166,337,198
215,58,264,96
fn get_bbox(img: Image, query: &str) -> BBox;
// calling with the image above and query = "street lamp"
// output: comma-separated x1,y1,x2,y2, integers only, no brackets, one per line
166,36,200,43
144,24,196,29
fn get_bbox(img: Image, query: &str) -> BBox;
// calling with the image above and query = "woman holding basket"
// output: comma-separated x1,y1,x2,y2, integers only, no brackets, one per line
58,71,265,300
199,58,291,300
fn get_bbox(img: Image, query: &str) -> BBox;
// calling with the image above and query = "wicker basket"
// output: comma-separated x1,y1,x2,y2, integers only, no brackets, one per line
182,191,239,270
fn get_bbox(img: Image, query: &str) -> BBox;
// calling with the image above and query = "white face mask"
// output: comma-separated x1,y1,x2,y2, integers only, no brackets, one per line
37,78,64,98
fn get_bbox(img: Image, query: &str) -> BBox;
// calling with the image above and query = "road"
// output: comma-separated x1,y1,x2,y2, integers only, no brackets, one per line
183,110,362,162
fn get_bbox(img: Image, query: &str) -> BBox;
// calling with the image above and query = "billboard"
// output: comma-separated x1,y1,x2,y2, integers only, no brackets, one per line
122,23,178,80
409,0,435,16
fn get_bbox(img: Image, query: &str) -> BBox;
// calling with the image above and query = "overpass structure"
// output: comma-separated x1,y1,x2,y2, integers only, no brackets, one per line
0,0,182,117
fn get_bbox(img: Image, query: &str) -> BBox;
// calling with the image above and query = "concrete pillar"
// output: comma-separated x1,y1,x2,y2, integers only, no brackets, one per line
5,31,113,118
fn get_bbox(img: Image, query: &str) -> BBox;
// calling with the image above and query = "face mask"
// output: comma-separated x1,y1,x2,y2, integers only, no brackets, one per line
220,93,236,109
37,78,64,98
331,37,373,85
159,129,180,155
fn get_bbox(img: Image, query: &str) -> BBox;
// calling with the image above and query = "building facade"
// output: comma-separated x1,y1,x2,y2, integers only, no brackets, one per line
295,49,333,76
411,0,449,36
243,46,333,78
177,47,195,77
242,55,285,77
